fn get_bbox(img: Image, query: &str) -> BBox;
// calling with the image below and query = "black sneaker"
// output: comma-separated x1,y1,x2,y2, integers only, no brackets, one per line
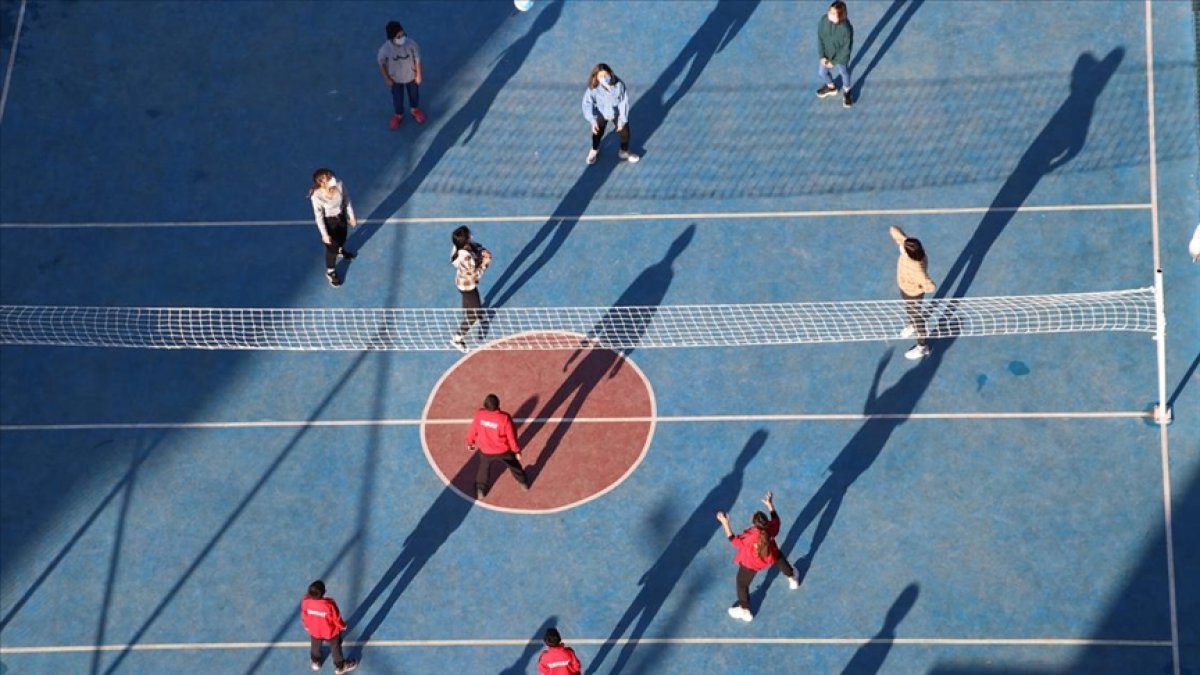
335,661,358,675
326,270,342,287
816,84,837,98
842,90,853,108
339,248,357,260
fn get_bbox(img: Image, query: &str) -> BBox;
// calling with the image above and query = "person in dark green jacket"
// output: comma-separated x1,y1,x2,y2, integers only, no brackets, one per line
816,1,854,108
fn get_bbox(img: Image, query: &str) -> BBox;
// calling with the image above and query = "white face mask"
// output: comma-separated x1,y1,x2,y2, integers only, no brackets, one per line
600,74,612,87
393,36,406,46
326,177,338,189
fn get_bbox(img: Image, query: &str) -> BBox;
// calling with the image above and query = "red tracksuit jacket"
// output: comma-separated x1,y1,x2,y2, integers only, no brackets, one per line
466,408,521,455
300,596,346,640
730,512,782,571
538,645,582,675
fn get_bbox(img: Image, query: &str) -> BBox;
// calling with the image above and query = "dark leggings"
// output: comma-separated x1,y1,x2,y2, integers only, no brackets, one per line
592,118,631,151
735,558,795,610
310,632,346,668
902,290,928,346
456,288,483,337
390,80,420,114
323,215,349,270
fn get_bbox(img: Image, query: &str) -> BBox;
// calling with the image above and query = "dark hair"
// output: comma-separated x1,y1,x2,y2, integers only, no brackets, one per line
307,580,326,599
308,168,333,197
903,238,926,262
588,63,619,89
544,628,562,647
451,226,472,261
483,394,500,411
386,21,404,40
829,1,847,21
751,511,770,559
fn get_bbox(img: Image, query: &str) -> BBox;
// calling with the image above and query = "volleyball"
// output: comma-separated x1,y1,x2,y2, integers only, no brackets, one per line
514,0,533,11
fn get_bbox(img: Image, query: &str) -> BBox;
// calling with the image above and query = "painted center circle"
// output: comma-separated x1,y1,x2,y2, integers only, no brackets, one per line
421,332,655,513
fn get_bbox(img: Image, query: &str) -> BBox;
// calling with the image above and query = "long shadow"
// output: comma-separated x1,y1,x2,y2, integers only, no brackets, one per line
351,1,563,250
849,0,925,102
100,352,374,675
756,48,1125,603
1166,349,1199,409
519,226,694,483
343,459,477,659
586,429,768,675
496,615,559,675
485,0,759,309
840,583,919,675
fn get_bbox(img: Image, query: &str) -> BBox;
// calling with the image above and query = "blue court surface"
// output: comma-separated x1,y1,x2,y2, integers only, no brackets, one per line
1,1,1198,673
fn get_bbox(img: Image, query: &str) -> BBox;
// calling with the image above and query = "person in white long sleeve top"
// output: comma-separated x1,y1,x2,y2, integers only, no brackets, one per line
308,168,358,287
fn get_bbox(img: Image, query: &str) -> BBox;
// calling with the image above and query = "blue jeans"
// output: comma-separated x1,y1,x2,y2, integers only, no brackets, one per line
818,62,852,90
390,81,420,114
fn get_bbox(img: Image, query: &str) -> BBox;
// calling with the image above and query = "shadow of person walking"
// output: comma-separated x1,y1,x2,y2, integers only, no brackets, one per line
849,0,925,102
485,0,759,308
840,583,920,675
518,225,695,483
586,429,768,674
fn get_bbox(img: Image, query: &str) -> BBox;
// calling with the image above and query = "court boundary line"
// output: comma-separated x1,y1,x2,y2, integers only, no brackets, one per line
0,410,1153,432
0,0,25,125
0,637,1174,655
1143,2,1180,675
0,202,1151,229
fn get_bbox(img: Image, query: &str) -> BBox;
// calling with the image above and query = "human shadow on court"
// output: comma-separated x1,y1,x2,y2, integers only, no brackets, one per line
756,49,1124,606
496,615,559,675
840,583,919,675
849,0,924,102
350,0,563,250
586,430,768,674
485,0,759,308
518,226,694,484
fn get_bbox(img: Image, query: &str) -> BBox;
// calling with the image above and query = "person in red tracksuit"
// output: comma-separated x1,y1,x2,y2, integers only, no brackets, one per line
716,491,802,622
466,393,530,499
300,580,358,673
538,627,582,675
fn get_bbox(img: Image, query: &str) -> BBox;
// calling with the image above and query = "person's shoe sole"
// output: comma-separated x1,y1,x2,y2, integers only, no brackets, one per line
816,87,837,98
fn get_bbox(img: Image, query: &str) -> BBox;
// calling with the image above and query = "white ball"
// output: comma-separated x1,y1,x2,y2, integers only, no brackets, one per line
514,0,533,11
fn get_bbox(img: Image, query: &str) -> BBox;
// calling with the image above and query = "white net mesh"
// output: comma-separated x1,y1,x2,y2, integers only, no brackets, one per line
0,287,1155,351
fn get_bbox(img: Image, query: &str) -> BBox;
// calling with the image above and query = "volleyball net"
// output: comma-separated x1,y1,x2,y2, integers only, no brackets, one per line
0,287,1157,352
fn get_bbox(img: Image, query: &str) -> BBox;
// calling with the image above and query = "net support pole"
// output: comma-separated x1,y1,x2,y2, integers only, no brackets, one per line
1153,269,1173,424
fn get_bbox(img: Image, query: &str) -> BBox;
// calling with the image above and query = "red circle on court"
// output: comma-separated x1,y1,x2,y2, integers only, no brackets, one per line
421,332,655,513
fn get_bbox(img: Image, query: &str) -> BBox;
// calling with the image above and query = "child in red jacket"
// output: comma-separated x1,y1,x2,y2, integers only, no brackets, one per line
716,491,801,622
300,580,358,673
538,627,583,675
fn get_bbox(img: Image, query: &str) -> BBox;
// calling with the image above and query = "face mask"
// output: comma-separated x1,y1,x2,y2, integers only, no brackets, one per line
393,36,406,46
326,177,338,189
600,75,612,86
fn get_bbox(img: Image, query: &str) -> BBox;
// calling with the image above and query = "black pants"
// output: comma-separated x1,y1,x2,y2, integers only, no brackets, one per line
456,288,483,338
735,559,795,610
902,290,928,346
475,450,528,493
310,631,346,667
592,118,631,151
323,215,350,270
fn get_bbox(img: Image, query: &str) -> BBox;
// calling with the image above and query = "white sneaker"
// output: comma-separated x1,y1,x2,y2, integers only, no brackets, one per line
618,150,640,163
899,324,916,339
727,606,753,622
789,574,801,590
450,335,468,353
904,344,931,360
587,148,599,164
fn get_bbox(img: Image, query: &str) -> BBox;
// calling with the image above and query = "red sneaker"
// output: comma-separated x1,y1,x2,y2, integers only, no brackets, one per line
411,108,427,124
389,114,402,130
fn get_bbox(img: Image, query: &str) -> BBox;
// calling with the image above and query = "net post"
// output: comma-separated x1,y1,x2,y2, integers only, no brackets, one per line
1152,270,1173,425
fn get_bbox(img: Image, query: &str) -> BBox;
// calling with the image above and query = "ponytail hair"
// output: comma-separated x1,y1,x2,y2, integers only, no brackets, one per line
751,511,770,559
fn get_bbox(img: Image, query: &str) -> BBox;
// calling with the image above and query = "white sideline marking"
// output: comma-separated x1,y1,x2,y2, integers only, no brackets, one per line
0,637,1173,654
0,410,1152,432
1143,3,1179,675
0,202,1152,229
0,0,26,125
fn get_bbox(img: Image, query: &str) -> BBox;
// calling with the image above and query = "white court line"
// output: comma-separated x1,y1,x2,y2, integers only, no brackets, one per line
0,0,26,125
0,202,1151,229
1144,3,1180,675
0,410,1153,432
0,636,1174,655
